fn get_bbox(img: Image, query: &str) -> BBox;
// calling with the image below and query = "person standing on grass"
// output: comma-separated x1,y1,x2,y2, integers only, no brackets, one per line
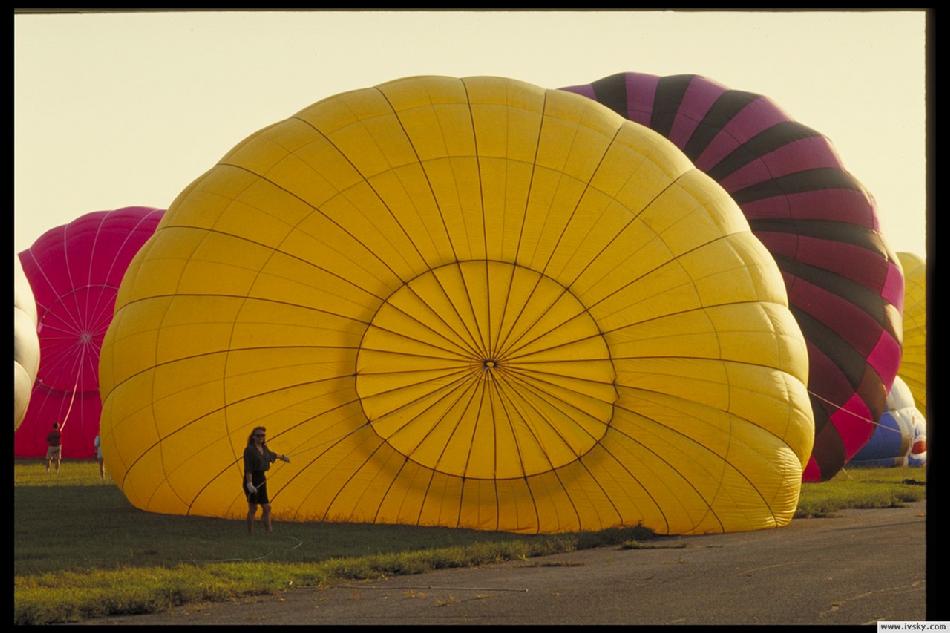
243,426,290,534
94,434,105,479
45,421,62,474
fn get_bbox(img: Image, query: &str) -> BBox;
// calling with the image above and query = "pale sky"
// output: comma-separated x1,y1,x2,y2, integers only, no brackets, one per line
13,10,928,258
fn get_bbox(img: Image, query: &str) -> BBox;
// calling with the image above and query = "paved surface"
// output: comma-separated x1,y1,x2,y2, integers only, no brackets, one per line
83,501,926,625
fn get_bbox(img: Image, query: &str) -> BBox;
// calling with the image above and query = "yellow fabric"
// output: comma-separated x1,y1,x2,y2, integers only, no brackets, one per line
897,252,926,412
100,76,813,534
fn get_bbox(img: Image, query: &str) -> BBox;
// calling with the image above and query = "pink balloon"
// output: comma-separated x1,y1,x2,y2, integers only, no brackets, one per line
15,207,164,458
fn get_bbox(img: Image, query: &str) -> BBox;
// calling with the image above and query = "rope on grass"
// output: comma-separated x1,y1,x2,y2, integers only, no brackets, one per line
181,535,305,564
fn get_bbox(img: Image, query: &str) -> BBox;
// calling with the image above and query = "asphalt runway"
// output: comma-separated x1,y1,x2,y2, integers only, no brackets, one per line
83,501,926,625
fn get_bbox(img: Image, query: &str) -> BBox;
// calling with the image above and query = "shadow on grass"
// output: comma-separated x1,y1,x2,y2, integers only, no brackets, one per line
14,484,653,577
14,482,655,624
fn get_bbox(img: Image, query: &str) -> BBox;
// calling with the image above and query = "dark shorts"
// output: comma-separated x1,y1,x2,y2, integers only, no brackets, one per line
245,472,269,505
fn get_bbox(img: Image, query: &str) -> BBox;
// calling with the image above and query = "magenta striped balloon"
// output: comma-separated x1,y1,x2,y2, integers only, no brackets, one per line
15,207,164,459
562,73,903,482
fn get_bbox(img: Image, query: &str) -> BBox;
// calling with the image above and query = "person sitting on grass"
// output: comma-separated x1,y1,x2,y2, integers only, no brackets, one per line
243,426,290,534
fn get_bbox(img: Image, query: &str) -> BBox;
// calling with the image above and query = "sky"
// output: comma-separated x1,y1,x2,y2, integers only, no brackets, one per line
13,9,928,259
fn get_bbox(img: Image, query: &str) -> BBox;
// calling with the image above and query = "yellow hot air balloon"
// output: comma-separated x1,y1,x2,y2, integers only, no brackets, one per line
896,252,925,413
100,76,813,535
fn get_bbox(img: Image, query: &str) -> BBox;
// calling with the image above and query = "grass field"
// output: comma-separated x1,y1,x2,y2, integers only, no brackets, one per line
13,460,926,625
795,465,926,518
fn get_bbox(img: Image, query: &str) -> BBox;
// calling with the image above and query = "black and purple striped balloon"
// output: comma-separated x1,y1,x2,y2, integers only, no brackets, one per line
562,72,903,482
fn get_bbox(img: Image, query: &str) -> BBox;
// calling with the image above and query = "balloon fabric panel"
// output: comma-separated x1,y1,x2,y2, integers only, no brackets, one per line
896,252,926,413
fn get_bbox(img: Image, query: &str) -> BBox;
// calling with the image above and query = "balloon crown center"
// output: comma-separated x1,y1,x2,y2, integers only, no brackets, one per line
79,332,93,344
482,359,497,370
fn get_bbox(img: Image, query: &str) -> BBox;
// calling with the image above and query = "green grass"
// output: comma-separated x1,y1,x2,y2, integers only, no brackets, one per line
14,460,926,624
795,465,926,518
13,461,650,624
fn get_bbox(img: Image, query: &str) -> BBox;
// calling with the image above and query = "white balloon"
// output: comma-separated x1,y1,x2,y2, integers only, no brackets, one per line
14,256,40,430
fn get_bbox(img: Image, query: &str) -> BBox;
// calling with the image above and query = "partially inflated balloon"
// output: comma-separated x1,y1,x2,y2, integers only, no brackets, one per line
15,207,164,457
850,376,916,467
14,257,40,430
563,73,903,481
101,76,812,535
908,412,926,467
896,252,925,413
885,374,927,468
